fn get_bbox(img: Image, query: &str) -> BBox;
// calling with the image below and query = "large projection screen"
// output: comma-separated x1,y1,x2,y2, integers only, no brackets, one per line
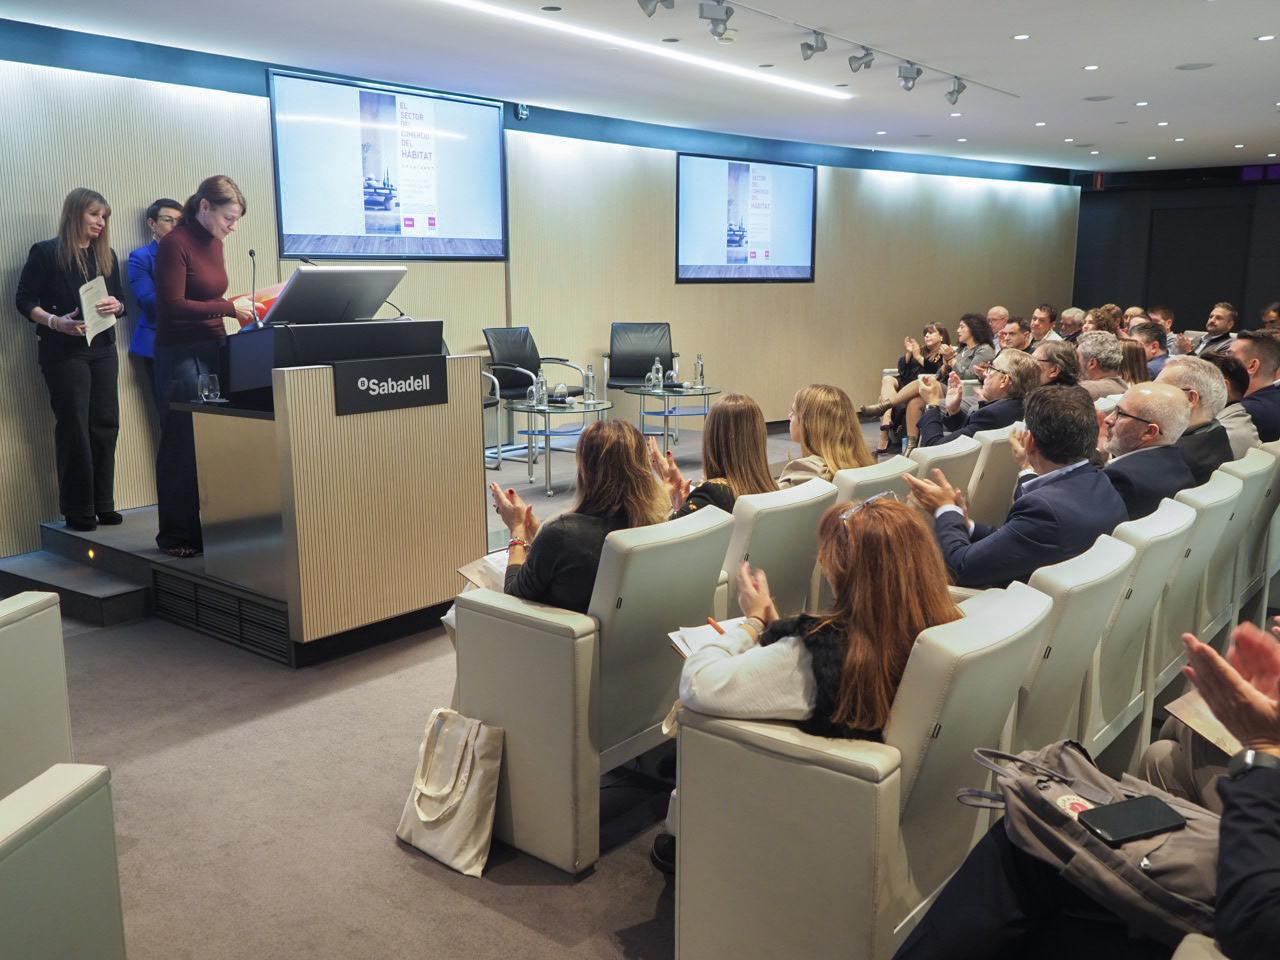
270,71,507,261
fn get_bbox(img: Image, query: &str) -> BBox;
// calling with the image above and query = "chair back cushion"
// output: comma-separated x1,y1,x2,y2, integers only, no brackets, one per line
909,434,983,494
884,582,1052,904
483,326,541,395
1016,536,1137,751
588,507,734,757
1200,450,1273,631
966,424,1022,528
607,322,673,381
0,593,72,800
832,456,919,503
722,479,837,618
1159,474,1244,681
1088,500,1197,747
1221,446,1280,603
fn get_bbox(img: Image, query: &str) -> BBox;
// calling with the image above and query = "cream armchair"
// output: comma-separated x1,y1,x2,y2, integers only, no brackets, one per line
453,506,734,874
674,581,1053,960
965,423,1022,527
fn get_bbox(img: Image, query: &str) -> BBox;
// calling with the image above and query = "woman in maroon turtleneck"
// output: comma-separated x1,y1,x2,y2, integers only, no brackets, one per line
152,175,254,557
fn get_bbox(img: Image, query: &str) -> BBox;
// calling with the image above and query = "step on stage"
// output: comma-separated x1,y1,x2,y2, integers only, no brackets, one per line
0,508,442,667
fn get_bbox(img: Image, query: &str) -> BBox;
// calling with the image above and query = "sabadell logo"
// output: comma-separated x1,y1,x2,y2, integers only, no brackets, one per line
356,374,431,397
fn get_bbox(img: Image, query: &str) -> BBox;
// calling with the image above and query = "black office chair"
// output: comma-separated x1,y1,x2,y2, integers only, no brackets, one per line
483,327,586,463
444,340,502,470
602,322,678,393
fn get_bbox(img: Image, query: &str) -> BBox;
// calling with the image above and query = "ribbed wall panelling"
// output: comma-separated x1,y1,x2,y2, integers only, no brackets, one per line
273,358,486,642
505,131,1080,423
0,60,279,558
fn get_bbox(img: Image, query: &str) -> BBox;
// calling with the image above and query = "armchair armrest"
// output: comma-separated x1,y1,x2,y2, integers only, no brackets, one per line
1172,935,1227,960
540,358,586,383
452,589,602,873
714,567,729,621
480,370,500,397
948,585,984,602
487,362,538,385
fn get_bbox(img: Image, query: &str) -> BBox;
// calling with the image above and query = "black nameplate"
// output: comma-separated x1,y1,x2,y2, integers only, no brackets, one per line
331,354,448,416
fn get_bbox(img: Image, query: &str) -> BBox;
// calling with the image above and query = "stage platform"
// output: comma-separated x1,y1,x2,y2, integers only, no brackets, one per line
0,507,437,667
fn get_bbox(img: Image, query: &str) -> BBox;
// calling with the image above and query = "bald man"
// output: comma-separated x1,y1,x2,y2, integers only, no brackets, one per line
987,305,1010,329
1101,382,1197,520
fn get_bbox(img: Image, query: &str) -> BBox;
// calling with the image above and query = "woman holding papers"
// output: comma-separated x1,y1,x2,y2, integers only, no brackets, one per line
14,188,126,532
152,175,253,557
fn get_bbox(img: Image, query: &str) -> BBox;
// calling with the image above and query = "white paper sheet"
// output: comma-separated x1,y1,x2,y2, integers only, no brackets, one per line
668,616,747,659
78,275,115,346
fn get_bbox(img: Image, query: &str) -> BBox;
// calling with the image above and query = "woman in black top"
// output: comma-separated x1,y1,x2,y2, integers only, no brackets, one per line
490,419,668,614
859,324,952,455
648,392,778,517
15,188,127,531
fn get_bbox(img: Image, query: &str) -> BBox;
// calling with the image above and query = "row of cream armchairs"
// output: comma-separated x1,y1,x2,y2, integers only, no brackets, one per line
0,591,128,959
454,430,1280,960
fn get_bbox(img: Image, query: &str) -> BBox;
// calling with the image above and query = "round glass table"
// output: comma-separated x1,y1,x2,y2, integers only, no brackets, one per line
503,398,613,496
623,385,720,454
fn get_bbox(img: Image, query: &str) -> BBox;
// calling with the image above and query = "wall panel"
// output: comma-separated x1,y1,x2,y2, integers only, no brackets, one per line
506,131,1079,423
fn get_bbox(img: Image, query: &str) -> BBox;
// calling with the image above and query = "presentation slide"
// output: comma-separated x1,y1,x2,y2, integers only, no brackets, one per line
271,73,506,260
676,154,816,282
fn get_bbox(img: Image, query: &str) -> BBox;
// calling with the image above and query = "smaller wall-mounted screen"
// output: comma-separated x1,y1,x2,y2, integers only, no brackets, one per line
676,154,816,282
270,72,506,260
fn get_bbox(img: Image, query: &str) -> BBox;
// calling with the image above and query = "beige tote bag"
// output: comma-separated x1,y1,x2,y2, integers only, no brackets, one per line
396,707,504,877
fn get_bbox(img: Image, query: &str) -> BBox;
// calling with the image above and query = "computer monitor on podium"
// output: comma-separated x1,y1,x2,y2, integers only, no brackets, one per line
267,265,407,325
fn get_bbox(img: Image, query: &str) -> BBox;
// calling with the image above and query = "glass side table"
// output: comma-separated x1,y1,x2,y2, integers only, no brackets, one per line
623,385,720,454
503,398,613,496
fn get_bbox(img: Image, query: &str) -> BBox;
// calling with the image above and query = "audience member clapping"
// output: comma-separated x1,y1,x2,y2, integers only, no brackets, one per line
904,385,1127,588
859,325,952,454
648,392,776,517
1098,382,1195,520
781,383,873,485
1204,352,1262,457
1156,356,1235,484
492,419,667,614
1076,331,1128,399
917,350,1038,447
943,313,997,381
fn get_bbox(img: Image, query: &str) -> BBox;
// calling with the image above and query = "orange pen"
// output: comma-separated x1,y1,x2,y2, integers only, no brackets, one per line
707,617,726,635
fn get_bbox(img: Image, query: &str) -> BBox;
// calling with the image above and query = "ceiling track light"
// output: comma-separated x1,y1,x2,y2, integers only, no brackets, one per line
637,0,674,16
897,62,923,92
944,76,966,106
698,1,733,39
848,46,875,73
800,30,828,61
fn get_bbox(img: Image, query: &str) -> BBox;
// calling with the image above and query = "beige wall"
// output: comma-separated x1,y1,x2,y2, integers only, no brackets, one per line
0,60,1078,559
506,132,1079,422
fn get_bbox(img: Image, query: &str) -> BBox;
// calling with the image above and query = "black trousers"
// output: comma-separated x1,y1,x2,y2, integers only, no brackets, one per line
38,337,119,518
153,340,220,551
893,821,1172,960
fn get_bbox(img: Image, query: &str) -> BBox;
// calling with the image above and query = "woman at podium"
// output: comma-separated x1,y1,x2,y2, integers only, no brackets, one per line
14,188,126,532
153,175,254,557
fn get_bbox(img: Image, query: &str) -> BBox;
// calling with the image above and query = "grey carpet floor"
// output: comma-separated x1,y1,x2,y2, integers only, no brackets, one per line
64,617,674,960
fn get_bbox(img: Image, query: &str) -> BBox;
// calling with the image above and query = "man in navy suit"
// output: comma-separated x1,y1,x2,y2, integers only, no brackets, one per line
905,385,1128,589
917,350,1039,447
1100,382,1197,520
1230,330,1280,443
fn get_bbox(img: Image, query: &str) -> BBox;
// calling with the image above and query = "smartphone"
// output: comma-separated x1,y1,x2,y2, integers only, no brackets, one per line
1077,795,1186,847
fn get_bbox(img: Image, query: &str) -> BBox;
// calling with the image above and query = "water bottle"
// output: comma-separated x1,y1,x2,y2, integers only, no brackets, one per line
651,356,664,390
534,367,548,406
695,353,705,388
584,363,597,403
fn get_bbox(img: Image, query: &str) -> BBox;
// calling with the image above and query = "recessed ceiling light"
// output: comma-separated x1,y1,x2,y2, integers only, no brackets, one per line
956,138,968,142
1084,95,1113,102
834,83,848,87
1083,64,1100,71
1257,35,1277,41
540,4,561,9
1175,137,1185,142
1135,101,1149,107
1157,121,1169,126
1270,153,1278,158
758,64,774,69
876,130,887,135
1090,150,1100,155
1035,121,1046,127
950,111,962,117
1148,155,1157,160
1011,34,1030,40
1064,138,1074,142
420,1,854,101
1175,62,1214,70
1235,144,1245,148
1115,121,1128,125
661,37,679,42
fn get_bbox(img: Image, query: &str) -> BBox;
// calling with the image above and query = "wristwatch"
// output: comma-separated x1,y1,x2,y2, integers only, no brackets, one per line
1226,747,1280,780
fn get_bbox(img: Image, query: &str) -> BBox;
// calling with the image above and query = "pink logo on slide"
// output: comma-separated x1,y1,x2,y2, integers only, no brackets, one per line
749,250,757,260
428,216,437,227
403,217,415,227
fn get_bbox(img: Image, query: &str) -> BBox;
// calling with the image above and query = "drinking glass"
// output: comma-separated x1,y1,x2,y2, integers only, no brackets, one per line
197,373,221,402
553,383,568,403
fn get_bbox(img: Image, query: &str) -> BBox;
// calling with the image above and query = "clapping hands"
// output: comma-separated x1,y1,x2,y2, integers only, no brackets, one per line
736,560,779,626
1182,619,1280,755
648,437,691,513
490,482,540,538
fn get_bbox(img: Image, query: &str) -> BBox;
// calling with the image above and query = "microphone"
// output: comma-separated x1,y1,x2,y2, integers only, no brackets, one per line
385,298,406,318
248,248,260,326
300,257,317,266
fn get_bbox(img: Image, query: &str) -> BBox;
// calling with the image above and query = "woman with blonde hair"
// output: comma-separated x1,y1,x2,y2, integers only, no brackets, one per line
779,383,873,486
491,419,668,614
1120,338,1152,385
649,392,777,516
15,188,127,531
